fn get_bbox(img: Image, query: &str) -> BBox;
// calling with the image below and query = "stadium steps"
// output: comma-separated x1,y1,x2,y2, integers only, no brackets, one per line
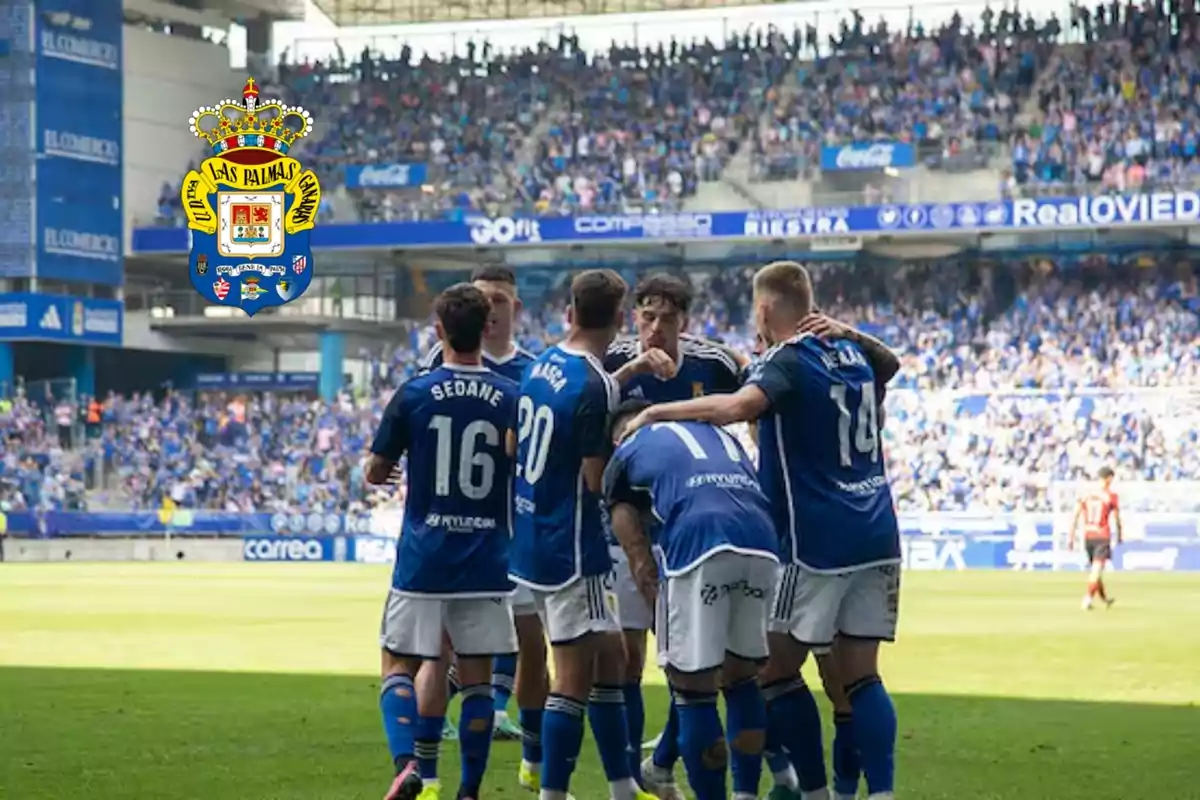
687,147,777,212
1014,42,1083,129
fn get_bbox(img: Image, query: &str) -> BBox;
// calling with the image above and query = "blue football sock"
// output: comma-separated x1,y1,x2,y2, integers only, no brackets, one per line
414,714,444,782
587,684,634,781
847,676,897,796
833,711,861,796
520,707,544,766
541,694,586,793
652,698,681,769
763,678,826,793
723,677,767,797
675,689,727,800
446,662,461,700
623,683,645,781
457,684,495,797
492,654,516,714
380,673,417,770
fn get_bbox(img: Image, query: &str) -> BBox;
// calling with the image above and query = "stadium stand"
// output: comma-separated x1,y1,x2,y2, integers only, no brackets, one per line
149,5,1076,223
4,254,1195,516
3,1,1198,523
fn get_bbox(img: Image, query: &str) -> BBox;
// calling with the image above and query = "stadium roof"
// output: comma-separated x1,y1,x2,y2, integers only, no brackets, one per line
312,0,797,28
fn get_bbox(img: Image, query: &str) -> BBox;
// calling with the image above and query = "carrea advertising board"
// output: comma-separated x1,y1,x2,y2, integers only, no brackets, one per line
242,536,349,562
35,3,124,285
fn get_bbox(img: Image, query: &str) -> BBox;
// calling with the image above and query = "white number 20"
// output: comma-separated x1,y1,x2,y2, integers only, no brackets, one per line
517,396,554,483
829,382,879,468
428,415,499,500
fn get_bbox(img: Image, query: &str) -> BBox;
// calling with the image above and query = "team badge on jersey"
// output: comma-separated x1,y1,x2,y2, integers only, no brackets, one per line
181,78,321,316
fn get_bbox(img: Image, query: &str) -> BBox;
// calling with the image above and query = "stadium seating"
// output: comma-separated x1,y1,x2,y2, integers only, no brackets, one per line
151,2,1176,224
1010,4,1200,195
3,255,1195,515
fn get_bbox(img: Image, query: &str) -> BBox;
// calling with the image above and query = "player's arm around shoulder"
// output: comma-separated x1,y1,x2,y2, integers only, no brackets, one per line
625,384,771,435
365,382,414,485
799,312,900,385
623,344,789,435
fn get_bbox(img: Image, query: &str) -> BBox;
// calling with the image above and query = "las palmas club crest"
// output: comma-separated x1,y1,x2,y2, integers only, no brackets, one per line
181,78,322,315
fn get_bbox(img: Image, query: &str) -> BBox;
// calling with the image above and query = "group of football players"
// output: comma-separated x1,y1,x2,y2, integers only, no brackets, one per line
365,261,903,800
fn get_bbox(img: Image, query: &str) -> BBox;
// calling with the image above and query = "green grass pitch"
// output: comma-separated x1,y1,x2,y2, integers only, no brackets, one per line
1,564,1198,800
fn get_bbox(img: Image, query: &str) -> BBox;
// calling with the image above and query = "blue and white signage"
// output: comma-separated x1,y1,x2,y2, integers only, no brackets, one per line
35,3,123,285
195,372,320,391
0,292,123,346
132,191,1200,255
343,162,428,189
821,141,916,171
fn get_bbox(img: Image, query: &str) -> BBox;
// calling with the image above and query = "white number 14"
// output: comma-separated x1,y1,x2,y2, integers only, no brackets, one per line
829,382,879,468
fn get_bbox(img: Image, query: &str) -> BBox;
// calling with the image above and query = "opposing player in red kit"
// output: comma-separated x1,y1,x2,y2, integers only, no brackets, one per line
1068,467,1123,610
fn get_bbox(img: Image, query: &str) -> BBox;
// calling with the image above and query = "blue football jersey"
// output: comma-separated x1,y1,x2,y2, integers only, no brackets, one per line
421,340,536,383
744,334,900,572
510,345,619,590
603,420,778,576
370,364,518,595
604,336,742,402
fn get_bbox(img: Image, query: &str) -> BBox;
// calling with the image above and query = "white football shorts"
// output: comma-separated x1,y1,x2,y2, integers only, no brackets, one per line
770,562,900,647
609,545,655,631
527,573,620,645
656,551,778,673
380,590,517,659
512,583,538,617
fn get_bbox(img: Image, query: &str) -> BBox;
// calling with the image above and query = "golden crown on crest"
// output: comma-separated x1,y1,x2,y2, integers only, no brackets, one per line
189,78,314,157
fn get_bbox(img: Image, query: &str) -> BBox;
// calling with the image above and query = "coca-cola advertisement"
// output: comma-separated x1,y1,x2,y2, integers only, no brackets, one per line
821,141,916,171
343,162,428,188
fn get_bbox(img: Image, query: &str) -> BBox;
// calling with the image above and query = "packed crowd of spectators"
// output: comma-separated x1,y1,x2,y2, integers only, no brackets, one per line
0,397,90,513
3,254,1195,516
1010,1,1200,194
151,2,1157,226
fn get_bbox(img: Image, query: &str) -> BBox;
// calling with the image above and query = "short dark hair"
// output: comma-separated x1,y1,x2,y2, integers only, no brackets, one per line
470,265,516,286
634,274,693,314
571,269,628,330
1097,466,1114,480
753,261,814,317
434,283,491,355
609,398,652,441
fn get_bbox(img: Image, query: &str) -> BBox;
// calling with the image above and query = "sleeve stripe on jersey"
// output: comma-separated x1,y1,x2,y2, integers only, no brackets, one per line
418,340,444,369
585,353,622,413
681,339,740,376
606,338,638,356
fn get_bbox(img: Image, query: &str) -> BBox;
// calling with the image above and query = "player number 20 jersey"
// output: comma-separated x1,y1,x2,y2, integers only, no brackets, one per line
510,345,619,590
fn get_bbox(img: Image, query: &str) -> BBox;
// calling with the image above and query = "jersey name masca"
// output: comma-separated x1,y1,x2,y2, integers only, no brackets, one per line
181,78,322,315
